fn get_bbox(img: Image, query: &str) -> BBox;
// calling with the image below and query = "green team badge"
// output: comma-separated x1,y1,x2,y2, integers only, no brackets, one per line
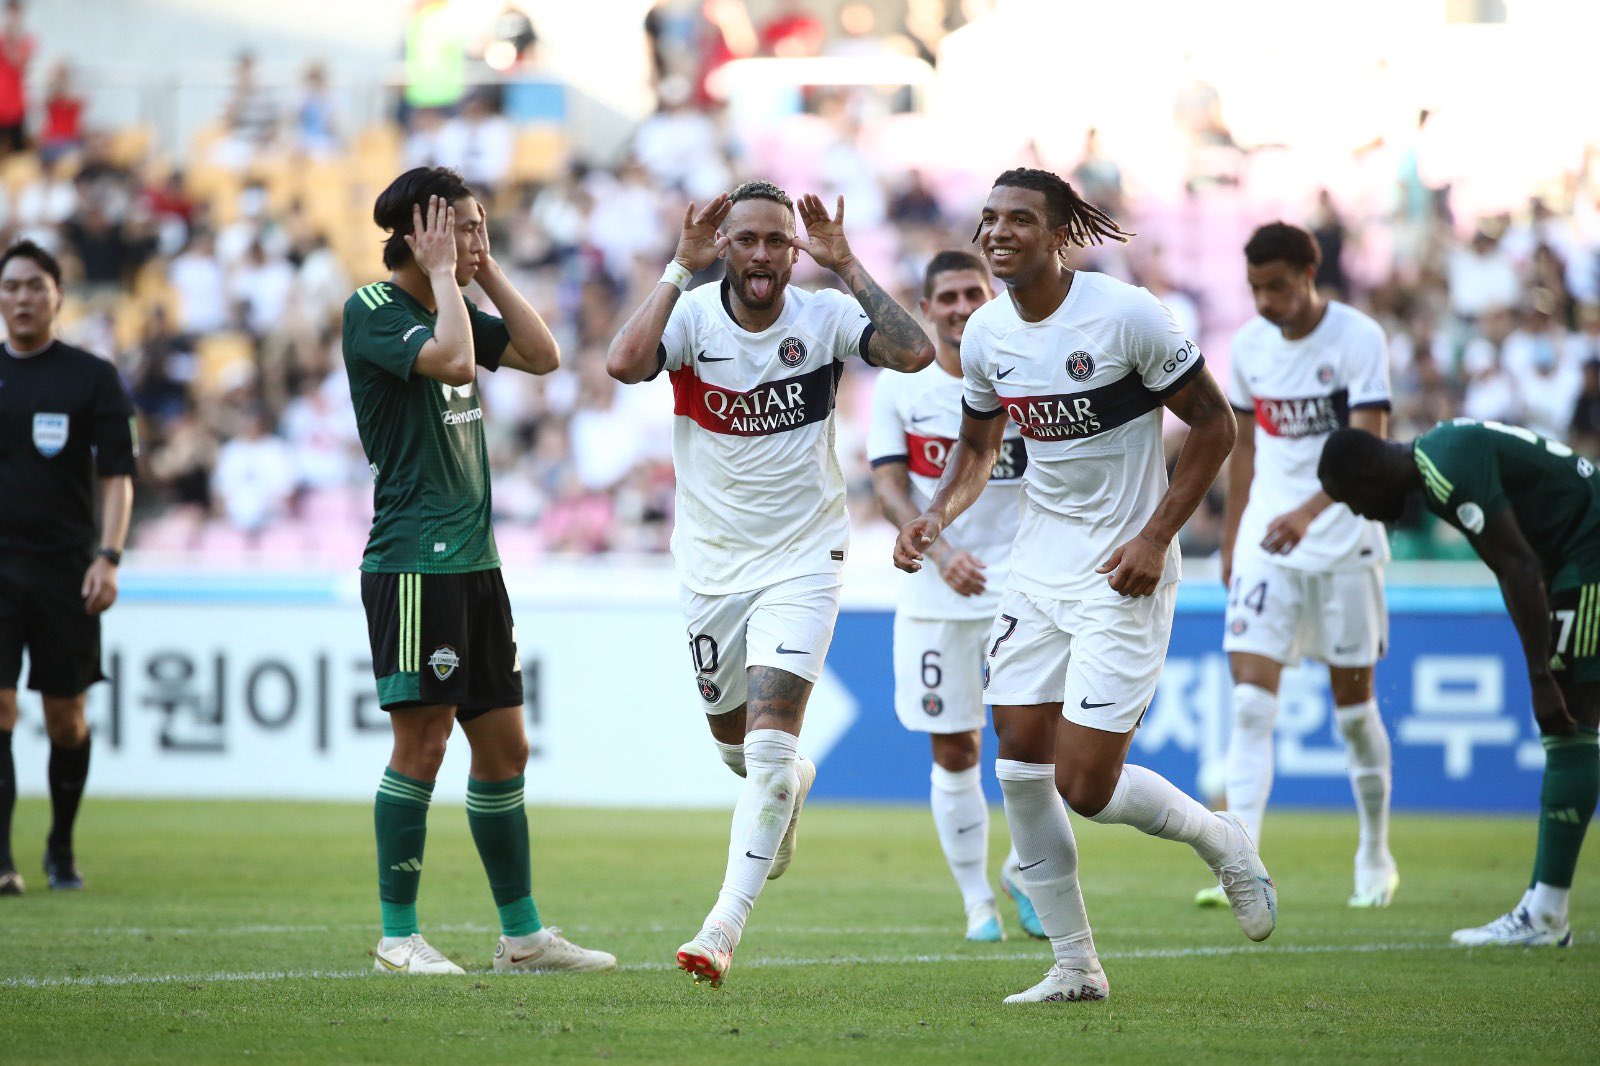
428,645,460,681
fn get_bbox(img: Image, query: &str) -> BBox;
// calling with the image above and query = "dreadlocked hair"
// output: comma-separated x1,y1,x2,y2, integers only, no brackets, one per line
986,168,1134,248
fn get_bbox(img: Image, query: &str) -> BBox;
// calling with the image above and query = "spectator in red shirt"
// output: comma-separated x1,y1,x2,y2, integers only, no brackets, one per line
0,0,34,154
39,62,84,165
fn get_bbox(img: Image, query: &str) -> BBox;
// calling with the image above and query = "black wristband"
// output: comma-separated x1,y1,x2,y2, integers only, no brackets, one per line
97,547,122,566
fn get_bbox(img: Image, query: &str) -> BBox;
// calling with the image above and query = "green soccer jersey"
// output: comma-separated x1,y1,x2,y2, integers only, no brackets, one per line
1413,418,1600,587
342,280,511,574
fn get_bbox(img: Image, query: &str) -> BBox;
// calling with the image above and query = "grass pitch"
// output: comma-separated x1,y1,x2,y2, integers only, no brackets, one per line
2,798,1598,1063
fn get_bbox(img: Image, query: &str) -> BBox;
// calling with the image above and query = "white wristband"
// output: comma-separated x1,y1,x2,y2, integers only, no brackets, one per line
660,260,693,291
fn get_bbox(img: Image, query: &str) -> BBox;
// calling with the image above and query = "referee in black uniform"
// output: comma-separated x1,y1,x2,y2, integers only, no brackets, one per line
0,241,136,895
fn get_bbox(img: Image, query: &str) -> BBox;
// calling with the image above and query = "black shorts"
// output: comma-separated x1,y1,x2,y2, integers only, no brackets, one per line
0,550,103,696
359,568,522,719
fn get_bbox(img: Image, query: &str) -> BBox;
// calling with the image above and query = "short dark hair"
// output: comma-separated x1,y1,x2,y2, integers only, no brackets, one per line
373,166,474,271
0,240,62,287
726,179,793,212
922,250,989,297
986,168,1134,247
1244,222,1320,270
1317,427,1394,499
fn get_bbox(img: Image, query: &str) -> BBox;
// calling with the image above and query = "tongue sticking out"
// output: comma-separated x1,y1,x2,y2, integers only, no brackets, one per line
748,274,773,302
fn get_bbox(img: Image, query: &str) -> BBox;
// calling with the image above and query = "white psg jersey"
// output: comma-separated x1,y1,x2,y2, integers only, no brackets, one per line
656,279,873,595
962,271,1202,602
866,361,1025,620
1227,302,1391,572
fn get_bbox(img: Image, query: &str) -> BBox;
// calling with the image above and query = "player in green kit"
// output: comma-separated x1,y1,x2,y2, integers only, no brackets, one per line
1319,419,1600,946
343,166,614,975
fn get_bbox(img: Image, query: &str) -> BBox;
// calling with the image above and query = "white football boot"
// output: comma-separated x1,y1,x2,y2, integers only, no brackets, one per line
1003,962,1110,1004
373,934,465,975
965,899,1005,942
1452,906,1572,947
676,920,736,988
766,756,816,881
493,927,617,973
0,869,24,896
1207,812,1277,941
1349,860,1400,909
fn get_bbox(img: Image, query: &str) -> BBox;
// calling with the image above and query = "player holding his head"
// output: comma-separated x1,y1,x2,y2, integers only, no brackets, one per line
608,180,933,986
1199,222,1398,910
895,168,1275,1004
867,251,1043,942
344,166,614,976
1320,421,1600,946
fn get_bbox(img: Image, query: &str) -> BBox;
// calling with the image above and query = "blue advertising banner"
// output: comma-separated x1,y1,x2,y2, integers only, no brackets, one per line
816,587,1540,813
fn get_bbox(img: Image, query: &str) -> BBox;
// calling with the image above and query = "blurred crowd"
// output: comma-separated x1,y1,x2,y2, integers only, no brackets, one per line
2,0,1599,564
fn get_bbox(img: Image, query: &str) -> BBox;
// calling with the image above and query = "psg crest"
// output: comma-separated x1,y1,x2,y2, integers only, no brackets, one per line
1066,351,1095,382
921,693,944,717
697,675,722,703
777,336,807,368
1316,364,1335,385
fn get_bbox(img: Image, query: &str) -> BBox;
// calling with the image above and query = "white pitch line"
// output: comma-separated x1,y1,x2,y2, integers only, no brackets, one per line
0,939,1457,990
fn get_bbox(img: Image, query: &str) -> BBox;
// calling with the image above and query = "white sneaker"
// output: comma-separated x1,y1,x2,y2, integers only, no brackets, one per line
1003,962,1110,1004
0,869,23,896
965,899,1004,942
373,934,465,975
493,927,617,973
766,756,816,881
1349,861,1400,909
1207,812,1277,942
676,920,735,988
1193,883,1227,908
1451,907,1572,947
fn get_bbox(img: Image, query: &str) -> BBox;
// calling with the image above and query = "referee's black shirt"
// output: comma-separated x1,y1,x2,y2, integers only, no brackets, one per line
0,340,137,556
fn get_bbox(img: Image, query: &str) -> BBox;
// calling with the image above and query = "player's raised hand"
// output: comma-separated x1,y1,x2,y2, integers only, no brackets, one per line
939,549,987,597
1097,532,1167,597
793,194,855,273
1260,506,1312,555
894,513,944,573
405,195,457,278
674,193,732,273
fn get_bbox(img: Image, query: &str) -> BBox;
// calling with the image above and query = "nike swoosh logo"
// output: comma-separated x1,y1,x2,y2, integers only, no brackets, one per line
775,644,809,655
375,955,405,972
996,367,1016,380
956,822,984,834
1334,643,1361,654
1079,698,1115,710
697,351,732,363
1018,858,1046,871
509,951,542,964
910,414,935,423
745,850,773,861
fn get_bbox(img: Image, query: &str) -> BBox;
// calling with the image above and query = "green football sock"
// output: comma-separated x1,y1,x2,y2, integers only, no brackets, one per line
1531,729,1600,890
466,774,541,937
375,768,434,938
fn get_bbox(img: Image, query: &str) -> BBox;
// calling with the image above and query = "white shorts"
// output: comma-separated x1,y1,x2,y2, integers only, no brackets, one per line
983,584,1177,734
679,573,842,715
1223,553,1387,668
892,615,990,734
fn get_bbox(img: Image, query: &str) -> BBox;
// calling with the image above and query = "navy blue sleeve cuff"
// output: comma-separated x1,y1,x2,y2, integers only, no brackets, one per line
1153,355,1206,399
1350,399,1392,411
869,454,908,469
857,324,880,366
643,343,667,382
962,399,1005,420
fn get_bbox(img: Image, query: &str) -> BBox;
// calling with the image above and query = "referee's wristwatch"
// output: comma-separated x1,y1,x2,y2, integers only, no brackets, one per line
97,547,122,566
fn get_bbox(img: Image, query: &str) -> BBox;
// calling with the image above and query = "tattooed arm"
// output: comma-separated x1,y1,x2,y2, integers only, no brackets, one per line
793,193,933,373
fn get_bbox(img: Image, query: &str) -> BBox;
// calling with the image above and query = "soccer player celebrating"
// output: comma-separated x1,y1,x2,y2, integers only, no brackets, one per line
895,169,1276,1004
607,181,933,986
343,167,614,976
866,250,1044,942
1198,222,1398,910
1320,420,1600,946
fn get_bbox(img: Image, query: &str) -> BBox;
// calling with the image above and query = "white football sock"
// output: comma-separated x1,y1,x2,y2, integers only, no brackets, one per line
713,739,747,778
996,760,1096,968
706,729,799,944
930,763,994,911
1334,700,1393,868
1528,882,1570,928
1225,683,1278,846
1089,763,1230,865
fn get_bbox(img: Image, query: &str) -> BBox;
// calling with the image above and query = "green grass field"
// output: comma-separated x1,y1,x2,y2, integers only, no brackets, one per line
3,798,1598,1064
